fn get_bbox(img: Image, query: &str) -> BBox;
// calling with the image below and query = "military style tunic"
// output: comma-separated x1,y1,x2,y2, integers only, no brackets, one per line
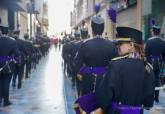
145,36,165,102
96,55,155,114
0,36,20,106
75,37,118,95
145,37,165,71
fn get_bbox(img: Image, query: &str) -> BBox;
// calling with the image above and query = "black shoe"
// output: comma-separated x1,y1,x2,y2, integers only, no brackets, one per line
3,101,12,107
17,84,22,89
155,98,159,103
12,83,16,87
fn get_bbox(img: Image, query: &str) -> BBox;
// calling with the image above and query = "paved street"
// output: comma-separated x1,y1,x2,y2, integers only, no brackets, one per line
0,46,165,114
0,47,66,114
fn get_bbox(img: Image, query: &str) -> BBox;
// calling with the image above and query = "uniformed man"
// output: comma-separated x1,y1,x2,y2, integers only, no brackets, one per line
72,21,89,96
24,33,34,79
95,27,155,114
74,27,81,40
104,32,108,39
12,30,27,89
62,37,71,76
145,26,165,103
80,20,88,39
0,27,20,107
73,15,118,114
66,31,83,88
58,39,62,51
74,15,118,97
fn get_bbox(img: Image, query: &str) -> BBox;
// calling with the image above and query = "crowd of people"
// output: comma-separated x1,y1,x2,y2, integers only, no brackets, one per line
0,27,50,107
62,14,165,114
0,7,164,114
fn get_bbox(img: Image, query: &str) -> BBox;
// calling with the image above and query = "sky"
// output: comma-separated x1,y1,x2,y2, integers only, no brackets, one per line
48,0,74,36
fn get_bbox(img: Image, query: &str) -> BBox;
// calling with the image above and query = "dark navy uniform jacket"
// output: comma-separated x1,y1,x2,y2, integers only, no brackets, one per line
15,38,28,65
23,40,35,60
145,37,165,87
67,40,84,65
96,55,155,114
145,37,165,71
0,36,20,73
72,40,84,63
68,40,85,75
62,41,71,64
75,37,118,74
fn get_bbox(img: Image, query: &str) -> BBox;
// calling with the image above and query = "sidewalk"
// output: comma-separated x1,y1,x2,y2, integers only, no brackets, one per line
64,75,77,114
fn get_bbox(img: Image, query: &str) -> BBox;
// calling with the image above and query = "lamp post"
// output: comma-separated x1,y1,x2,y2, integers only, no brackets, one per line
29,0,33,39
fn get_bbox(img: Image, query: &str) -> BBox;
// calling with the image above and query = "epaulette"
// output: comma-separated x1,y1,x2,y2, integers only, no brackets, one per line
111,55,129,61
148,37,162,41
146,62,153,70
145,62,153,74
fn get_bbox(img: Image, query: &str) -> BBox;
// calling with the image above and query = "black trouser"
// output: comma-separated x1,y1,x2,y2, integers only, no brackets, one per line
0,73,12,104
154,70,160,101
63,61,67,75
76,78,82,97
67,64,72,78
12,64,24,88
71,66,76,87
59,45,61,51
25,61,31,78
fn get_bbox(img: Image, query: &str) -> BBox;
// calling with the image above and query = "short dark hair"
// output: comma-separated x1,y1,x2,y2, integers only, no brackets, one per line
91,21,104,35
152,26,161,35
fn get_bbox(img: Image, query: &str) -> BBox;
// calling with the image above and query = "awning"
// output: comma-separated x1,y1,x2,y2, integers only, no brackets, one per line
14,1,27,12
9,0,27,12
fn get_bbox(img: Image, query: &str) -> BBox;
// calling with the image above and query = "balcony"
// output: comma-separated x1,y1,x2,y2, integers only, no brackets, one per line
9,0,27,12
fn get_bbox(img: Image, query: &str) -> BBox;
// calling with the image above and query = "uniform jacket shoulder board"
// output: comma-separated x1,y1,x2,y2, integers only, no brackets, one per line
145,62,153,74
146,62,153,70
111,55,129,61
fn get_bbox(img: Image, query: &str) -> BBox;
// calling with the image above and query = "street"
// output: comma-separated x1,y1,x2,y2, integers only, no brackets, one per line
0,46,165,114
0,47,66,114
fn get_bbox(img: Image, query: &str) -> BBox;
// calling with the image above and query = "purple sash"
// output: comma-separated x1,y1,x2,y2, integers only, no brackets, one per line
150,55,162,61
79,66,107,75
112,102,142,114
74,92,99,114
74,66,107,114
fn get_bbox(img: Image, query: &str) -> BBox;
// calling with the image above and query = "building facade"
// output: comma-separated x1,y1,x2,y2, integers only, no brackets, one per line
0,1,8,28
71,0,95,37
0,0,49,39
71,0,164,40
42,1,49,35
70,0,122,38
142,0,165,40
